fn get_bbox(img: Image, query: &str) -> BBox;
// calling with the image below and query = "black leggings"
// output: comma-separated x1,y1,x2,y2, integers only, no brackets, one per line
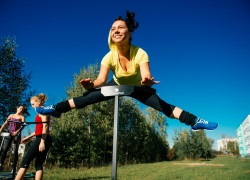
73,80,176,117
0,134,20,165
20,135,52,171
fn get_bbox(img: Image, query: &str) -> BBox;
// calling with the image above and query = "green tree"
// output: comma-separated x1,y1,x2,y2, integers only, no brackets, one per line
145,107,167,140
189,130,213,159
172,129,190,160
118,98,169,164
0,37,35,123
173,129,214,160
227,141,239,156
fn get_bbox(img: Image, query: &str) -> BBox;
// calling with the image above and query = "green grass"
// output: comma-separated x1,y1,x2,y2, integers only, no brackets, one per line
42,156,250,180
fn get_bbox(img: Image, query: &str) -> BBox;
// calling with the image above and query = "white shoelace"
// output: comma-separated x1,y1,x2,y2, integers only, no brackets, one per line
196,119,208,124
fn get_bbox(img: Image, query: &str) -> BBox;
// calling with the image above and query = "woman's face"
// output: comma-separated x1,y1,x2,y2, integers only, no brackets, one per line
30,99,40,109
110,20,131,45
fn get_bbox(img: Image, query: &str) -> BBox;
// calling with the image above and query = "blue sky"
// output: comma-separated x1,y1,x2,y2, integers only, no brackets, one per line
1,0,249,149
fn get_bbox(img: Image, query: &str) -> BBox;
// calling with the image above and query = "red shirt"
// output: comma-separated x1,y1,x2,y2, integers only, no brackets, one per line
35,115,50,136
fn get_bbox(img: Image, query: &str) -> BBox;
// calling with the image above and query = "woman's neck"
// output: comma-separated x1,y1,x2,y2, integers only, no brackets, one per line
14,112,22,117
117,44,130,58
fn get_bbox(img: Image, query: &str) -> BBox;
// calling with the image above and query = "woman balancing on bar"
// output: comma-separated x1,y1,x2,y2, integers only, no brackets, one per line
15,94,52,180
36,11,218,131
0,105,29,170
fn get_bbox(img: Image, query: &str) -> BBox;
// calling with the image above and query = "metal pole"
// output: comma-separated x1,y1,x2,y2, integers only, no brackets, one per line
112,95,119,180
0,136,5,151
101,85,134,179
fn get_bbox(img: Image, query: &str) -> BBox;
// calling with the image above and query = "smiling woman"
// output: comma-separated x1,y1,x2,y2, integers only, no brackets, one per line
1,0,249,157
35,11,218,132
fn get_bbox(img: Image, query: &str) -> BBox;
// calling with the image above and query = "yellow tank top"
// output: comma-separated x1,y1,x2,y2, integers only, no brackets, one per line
101,45,149,85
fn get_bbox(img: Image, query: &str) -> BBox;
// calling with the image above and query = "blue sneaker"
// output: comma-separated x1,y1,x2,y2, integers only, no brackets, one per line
36,105,61,117
191,118,218,131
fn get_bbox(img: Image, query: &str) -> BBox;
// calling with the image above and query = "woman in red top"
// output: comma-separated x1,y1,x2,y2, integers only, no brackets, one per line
15,94,52,180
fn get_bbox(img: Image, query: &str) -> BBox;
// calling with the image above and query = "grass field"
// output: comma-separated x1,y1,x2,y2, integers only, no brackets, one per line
42,156,249,180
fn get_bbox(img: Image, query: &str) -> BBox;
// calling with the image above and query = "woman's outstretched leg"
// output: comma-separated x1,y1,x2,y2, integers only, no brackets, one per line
131,86,218,130
35,88,113,117
170,106,218,130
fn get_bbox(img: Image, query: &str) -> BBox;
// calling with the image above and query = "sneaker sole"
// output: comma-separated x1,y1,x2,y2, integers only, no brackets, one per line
192,124,219,131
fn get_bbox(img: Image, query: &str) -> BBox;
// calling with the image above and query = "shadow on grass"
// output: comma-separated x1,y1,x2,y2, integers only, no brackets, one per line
201,159,211,161
72,176,110,180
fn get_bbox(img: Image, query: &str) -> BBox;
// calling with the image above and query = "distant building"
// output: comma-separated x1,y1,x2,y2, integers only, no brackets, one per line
236,115,250,157
217,137,238,152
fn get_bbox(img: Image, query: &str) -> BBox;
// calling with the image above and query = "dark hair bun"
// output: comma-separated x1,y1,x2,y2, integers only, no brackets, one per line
115,11,139,32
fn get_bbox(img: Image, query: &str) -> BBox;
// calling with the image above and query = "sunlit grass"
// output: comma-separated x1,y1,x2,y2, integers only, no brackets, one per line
42,156,250,180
